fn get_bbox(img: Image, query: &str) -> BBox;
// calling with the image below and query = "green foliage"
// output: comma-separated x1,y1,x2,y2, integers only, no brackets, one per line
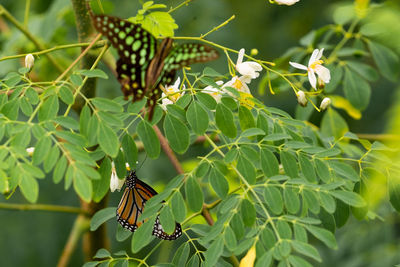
1,1,400,267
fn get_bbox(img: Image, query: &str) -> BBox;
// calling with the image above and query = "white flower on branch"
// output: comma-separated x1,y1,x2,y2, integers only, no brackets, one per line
110,162,129,192
236,48,262,81
273,0,300,6
161,77,185,110
289,48,331,90
320,97,331,111
297,90,307,107
25,54,35,70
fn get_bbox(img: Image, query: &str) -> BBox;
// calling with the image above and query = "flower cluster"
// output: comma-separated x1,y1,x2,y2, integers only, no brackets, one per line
290,48,332,110
160,48,262,109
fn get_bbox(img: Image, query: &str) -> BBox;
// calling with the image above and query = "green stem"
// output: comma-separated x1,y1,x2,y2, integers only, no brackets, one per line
0,4,64,72
0,202,86,214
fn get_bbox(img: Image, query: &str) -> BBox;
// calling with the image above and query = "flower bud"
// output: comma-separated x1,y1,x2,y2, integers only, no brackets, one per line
320,97,331,111
296,90,307,107
25,54,35,70
317,77,326,89
26,147,35,156
273,0,300,6
250,48,258,56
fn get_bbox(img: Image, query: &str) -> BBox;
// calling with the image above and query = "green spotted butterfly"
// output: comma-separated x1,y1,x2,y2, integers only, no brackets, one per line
89,11,219,119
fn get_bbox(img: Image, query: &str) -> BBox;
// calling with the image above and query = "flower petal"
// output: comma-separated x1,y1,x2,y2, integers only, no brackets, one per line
236,48,245,66
316,48,324,61
289,61,308,71
308,70,317,89
308,49,320,66
315,65,331,83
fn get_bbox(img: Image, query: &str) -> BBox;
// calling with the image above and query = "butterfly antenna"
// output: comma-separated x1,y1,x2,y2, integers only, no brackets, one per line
137,154,148,172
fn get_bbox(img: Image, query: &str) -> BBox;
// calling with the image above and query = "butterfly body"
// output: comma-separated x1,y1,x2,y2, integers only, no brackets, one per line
117,171,182,240
90,12,219,119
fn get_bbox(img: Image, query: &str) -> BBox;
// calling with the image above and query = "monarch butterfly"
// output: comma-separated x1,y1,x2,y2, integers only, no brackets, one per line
116,171,182,240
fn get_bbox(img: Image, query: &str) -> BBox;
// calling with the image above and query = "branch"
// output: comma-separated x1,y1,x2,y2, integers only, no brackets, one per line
0,202,86,214
57,215,90,267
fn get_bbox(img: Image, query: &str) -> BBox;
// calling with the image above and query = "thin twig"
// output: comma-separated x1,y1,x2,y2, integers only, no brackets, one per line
57,215,90,267
0,202,86,214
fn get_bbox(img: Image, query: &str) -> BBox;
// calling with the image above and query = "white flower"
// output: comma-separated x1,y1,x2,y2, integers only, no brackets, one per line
161,77,185,110
273,0,300,6
26,147,35,156
297,90,307,107
236,48,262,80
289,48,331,90
203,81,224,102
110,162,128,192
320,97,331,110
25,54,35,70
223,76,251,94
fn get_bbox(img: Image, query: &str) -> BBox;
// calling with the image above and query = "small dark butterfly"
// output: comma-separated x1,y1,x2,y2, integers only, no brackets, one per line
89,9,219,119
117,171,182,240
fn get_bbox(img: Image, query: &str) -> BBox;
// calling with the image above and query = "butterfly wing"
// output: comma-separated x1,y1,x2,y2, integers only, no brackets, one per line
116,171,182,240
145,43,220,119
91,14,158,101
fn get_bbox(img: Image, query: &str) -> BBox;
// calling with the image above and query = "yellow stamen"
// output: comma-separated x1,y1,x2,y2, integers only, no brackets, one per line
309,59,323,70
233,78,243,89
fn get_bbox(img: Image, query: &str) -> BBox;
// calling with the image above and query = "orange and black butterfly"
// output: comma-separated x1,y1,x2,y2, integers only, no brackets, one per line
116,171,182,240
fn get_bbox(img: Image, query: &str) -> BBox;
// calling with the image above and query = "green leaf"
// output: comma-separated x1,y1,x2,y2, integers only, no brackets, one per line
196,92,217,110
195,161,210,177
389,175,400,212
172,243,190,266
335,199,350,227
204,238,224,266
368,41,400,82
58,85,74,105
94,248,111,259
80,69,109,79
276,220,292,239
73,171,92,202
38,95,59,121
185,176,203,212
238,105,255,131
121,134,138,169
260,148,279,177
1,99,19,120
131,218,155,253
164,114,190,154
264,186,283,214
284,187,300,214
137,120,160,159
70,74,83,86
80,105,91,137
98,123,119,157
141,11,178,37
255,251,272,267
279,240,292,257
320,109,349,140
53,156,67,184
325,64,343,93
21,163,45,179
170,191,186,223
159,205,176,234
299,154,317,183
288,255,313,267
26,87,39,104
330,190,366,207
240,199,256,226
54,116,80,130
215,103,237,138
346,61,379,82
329,161,359,182
127,98,147,113
343,69,371,111
19,97,33,116
209,167,229,198
98,111,123,127
291,241,321,262
186,101,209,135
32,136,52,165
320,191,336,213
260,227,276,250
305,225,337,249
55,131,87,147
280,150,298,178
240,128,265,138
237,154,256,184
19,174,38,203
43,145,60,173
93,158,112,202
303,190,320,214
203,67,223,77
91,98,123,112
224,226,237,251
294,224,308,243
90,207,117,231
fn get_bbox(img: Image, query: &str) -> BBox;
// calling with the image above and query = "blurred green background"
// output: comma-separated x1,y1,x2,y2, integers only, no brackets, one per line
0,0,399,266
